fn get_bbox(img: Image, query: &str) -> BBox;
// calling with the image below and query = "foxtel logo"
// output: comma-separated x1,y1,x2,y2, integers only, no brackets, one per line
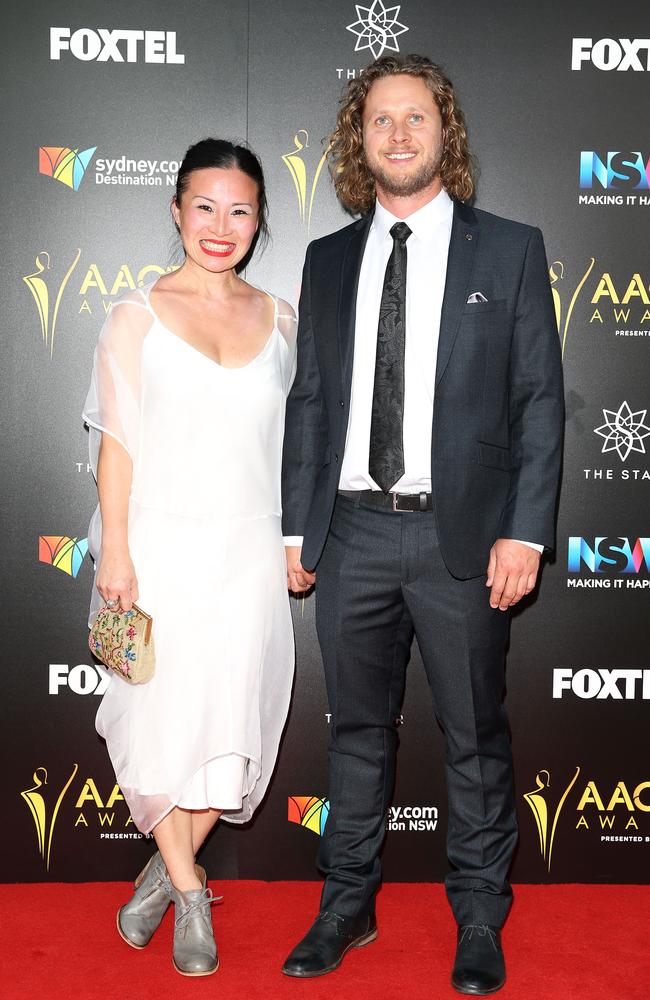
553,668,650,700
572,38,650,71
50,27,185,63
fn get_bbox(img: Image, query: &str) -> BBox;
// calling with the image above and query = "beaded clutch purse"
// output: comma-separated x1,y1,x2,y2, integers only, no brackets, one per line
88,603,155,684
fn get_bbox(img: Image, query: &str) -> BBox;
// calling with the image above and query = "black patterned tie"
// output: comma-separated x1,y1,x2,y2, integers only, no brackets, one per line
369,221,412,493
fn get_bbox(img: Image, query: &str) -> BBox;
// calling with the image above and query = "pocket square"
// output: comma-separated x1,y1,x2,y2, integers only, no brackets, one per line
467,291,488,303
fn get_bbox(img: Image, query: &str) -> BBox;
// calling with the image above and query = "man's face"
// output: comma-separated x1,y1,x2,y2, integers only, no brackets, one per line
361,74,443,200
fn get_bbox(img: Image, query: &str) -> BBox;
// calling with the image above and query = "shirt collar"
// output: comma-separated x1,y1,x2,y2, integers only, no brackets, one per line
372,188,454,245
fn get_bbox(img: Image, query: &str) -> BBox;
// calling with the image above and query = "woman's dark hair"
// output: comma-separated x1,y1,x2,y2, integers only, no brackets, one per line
174,138,269,270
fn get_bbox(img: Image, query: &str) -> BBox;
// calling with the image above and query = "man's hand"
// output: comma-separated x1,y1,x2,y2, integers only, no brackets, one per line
486,539,541,610
285,546,316,593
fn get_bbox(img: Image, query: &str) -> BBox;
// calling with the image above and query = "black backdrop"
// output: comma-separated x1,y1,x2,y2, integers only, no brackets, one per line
1,0,648,885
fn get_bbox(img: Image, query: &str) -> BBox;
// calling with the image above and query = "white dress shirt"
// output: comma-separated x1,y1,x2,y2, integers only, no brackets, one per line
340,190,452,492
285,188,542,553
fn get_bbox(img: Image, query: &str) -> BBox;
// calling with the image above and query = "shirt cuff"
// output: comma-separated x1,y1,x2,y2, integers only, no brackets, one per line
283,536,304,547
510,539,544,553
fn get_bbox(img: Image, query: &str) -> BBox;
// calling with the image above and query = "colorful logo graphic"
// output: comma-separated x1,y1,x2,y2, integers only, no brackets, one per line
39,146,97,191
21,765,79,870
523,767,581,871
594,402,650,462
346,1,408,59
23,250,82,355
288,796,330,836
39,536,89,578
567,536,650,574
282,130,328,232
579,151,650,190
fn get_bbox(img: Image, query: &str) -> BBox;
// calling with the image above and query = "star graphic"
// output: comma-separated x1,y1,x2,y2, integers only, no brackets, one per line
594,401,650,462
346,1,409,59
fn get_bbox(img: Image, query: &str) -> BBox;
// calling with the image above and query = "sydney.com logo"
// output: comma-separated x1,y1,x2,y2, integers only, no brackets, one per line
39,146,97,191
288,797,437,835
39,145,180,191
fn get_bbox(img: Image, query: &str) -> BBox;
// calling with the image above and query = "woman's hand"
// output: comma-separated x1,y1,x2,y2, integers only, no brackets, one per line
96,549,139,612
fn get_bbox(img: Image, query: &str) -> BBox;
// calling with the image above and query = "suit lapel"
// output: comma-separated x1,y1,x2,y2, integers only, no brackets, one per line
338,214,372,397
435,200,479,386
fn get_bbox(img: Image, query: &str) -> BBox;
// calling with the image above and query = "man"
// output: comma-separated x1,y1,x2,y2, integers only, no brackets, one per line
281,54,563,995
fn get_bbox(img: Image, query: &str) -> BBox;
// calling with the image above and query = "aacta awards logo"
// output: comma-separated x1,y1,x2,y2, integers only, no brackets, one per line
39,536,89,578
288,796,330,836
21,765,143,868
39,146,97,191
524,767,580,871
524,767,650,870
549,258,595,359
22,250,81,355
21,765,79,870
282,131,328,232
22,251,177,354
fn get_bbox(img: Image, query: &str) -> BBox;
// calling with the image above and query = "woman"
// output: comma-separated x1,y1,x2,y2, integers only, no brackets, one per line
83,139,296,976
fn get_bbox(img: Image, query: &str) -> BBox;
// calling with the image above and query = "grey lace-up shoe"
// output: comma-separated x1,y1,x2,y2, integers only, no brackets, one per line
116,851,206,950
171,884,219,976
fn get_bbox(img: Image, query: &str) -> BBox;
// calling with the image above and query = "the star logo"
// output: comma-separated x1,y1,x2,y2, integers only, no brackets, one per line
594,401,650,462
346,1,409,59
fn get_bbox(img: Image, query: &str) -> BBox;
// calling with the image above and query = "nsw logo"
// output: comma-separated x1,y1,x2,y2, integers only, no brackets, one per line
567,536,650,574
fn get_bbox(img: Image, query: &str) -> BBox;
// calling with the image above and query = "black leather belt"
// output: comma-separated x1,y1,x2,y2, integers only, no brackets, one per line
338,489,433,512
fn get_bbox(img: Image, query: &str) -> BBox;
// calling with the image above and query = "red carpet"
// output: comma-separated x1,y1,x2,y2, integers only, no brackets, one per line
5,881,648,999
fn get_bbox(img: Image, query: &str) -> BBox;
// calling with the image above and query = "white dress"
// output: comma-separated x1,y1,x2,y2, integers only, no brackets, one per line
83,278,296,834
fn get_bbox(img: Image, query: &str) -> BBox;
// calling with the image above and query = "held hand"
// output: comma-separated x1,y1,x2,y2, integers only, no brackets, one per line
285,545,316,593
96,550,139,612
486,539,540,611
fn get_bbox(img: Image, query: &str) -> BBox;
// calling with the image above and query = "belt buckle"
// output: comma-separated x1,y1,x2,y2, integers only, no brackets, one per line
392,492,428,512
392,493,410,512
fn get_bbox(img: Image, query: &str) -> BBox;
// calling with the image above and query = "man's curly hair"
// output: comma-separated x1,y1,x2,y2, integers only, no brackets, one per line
328,54,475,214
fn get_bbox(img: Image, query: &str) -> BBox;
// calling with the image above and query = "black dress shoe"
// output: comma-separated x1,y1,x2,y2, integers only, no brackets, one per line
451,924,506,995
282,910,377,978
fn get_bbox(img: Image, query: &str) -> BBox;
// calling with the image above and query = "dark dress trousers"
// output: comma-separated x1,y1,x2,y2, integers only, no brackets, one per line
281,200,564,927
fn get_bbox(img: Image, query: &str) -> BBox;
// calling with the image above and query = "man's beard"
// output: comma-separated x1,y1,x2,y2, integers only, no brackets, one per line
368,147,442,198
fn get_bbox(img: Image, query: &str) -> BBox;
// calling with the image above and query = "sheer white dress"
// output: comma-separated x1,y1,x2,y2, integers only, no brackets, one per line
83,278,296,834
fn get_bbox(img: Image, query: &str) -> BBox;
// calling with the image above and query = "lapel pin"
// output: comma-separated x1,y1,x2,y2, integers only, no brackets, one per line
465,233,473,241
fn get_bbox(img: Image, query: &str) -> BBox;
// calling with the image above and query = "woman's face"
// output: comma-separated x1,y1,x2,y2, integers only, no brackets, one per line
172,166,260,273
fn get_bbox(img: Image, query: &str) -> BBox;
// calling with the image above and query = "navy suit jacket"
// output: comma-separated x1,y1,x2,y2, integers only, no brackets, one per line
281,200,564,579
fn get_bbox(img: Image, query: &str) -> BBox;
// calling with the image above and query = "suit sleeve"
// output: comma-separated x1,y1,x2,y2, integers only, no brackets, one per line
499,228,564,550
281,244,329,537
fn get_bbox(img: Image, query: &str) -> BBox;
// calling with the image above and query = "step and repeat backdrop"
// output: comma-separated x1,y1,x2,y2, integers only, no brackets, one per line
1,0,648,884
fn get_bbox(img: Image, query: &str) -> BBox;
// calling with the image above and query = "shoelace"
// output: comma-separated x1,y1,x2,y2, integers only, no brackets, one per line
459,924,499,949
318,911,368,940
175,888,223,929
